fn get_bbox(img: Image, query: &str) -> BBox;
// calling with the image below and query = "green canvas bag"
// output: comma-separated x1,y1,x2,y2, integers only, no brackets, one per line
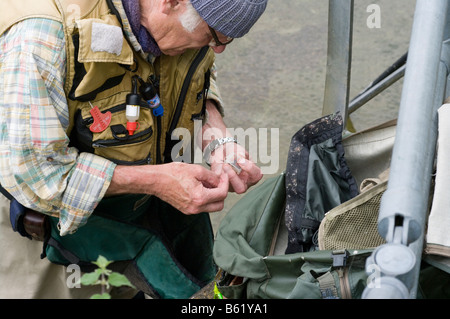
213,173,450,299
213,173,371,299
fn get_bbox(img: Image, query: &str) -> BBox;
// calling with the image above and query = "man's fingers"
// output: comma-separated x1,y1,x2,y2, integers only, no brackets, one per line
223,159,263,194
197,165,222,188
224,164,247,194
202,171,229,201
210,161,224,176
238,159,263,185
200,173,229,212
201,200,226,213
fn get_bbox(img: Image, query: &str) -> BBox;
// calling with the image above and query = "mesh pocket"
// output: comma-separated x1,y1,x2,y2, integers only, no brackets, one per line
318,181,387,250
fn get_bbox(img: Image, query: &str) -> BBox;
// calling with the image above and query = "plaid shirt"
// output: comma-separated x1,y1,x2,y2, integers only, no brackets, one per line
0,18,116,235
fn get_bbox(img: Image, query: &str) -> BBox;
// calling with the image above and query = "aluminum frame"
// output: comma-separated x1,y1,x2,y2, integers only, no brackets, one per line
322,0,450,298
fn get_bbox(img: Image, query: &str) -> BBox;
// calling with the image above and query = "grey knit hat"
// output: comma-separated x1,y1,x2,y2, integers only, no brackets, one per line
190,0,268,38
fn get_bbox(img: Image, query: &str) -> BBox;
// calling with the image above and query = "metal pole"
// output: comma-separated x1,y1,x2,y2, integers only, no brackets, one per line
363,0,449,299
348,65,405,114
322,0,354,128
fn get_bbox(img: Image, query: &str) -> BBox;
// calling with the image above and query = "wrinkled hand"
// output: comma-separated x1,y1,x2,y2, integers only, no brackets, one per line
209,142,263,194
155,162,229,214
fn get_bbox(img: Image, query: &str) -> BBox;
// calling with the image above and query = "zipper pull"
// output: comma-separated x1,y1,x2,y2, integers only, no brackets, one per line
332,249,352,299
332,249,349,268
332,250,347,285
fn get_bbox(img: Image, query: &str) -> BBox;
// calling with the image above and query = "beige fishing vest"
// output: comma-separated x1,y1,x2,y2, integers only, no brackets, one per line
0,0,215,165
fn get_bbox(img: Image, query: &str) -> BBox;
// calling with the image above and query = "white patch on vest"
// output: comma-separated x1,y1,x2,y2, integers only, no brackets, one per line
91,22,123,56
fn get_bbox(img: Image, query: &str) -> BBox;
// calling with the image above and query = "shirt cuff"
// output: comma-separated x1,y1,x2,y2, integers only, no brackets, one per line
58,152,116,235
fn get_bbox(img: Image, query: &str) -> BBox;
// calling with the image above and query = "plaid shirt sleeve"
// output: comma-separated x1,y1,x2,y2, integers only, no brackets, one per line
0,18,116,236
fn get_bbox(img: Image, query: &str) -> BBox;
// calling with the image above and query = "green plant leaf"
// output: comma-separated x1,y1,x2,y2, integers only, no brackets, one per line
92,255,113,269
90,292,111,299
108,272,135,288
80,269,102,285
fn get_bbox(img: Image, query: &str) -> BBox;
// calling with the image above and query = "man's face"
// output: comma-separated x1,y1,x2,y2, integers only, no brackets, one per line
141,0,232,56
158,19,229,55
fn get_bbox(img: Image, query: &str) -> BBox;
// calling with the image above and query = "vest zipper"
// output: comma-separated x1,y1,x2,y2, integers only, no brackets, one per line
168,46,209,135
156,116,162,164
162,46,210,163
92,127,153,148
104,153,152,166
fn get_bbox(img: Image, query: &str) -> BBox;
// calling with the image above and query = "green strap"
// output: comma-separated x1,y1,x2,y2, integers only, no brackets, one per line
317,272,339,299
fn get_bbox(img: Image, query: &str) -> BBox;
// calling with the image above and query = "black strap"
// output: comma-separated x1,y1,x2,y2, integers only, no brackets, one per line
46,237,81,265
0,183,13,201
106,0,124,28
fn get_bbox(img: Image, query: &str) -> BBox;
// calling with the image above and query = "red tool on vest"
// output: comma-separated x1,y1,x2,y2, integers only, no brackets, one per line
89,102,112,133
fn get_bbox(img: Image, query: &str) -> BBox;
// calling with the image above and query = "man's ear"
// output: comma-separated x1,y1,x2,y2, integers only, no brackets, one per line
161,0,184,14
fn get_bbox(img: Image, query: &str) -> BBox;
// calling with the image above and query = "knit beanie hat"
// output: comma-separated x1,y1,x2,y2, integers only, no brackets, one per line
190,0,268,38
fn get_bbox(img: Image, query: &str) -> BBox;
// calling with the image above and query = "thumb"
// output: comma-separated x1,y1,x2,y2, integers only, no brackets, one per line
210,162,224,176
198,166,222,188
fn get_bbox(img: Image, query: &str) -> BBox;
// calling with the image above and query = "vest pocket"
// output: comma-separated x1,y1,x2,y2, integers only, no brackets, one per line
93,137,153,165
69,33,128,102
69,15,134,102
70,102,154,165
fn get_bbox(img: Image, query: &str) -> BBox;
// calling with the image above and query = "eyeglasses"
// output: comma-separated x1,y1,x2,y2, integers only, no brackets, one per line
208,26,234,47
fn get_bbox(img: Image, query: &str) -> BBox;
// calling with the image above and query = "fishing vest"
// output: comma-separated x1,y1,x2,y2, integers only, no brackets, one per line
0,0,218,299
0,0,215,165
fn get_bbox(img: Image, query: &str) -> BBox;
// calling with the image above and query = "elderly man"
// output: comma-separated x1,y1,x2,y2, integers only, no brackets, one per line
0,0,266,298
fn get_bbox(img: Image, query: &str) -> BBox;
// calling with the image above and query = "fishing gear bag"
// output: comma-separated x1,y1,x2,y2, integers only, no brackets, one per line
213,114,450,299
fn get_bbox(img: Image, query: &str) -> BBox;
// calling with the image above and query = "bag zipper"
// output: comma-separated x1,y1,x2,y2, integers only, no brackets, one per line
337,267,352,299
332,249,352,299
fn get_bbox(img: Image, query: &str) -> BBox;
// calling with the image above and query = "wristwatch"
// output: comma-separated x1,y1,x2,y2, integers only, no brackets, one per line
203,137,238,166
